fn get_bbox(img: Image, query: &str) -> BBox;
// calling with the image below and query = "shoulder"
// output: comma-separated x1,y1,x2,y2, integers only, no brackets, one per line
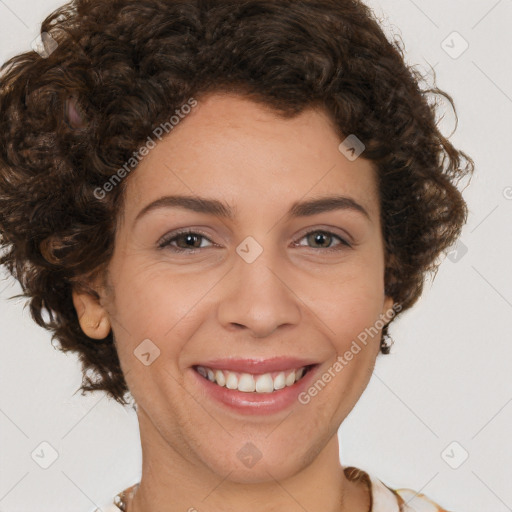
394,487,452,512
91,482,139,512
371,477,451,512
344,466,450,512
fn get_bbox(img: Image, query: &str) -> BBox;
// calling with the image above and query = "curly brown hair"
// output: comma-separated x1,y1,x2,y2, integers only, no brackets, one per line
0,0,474,407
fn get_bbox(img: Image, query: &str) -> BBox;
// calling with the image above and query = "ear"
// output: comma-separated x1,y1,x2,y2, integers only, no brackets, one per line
72,286,111,340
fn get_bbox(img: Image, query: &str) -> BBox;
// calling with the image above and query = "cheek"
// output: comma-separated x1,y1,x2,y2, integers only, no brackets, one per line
109,253,190,324
312,287,385,418
107,257,221,371
307,264,386,336
313,271,386,364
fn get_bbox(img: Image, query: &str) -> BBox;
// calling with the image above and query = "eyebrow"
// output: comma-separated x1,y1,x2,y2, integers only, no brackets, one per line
133,194,371,226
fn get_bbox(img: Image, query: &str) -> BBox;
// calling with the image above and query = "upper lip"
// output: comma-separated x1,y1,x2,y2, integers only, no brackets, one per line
193,357,318,374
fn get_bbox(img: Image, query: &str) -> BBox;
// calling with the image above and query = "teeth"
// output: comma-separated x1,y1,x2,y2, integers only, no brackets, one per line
226,372,238,390
195,365,309,393
255,373,274,393
273,372,286,390
238,373,255,392
285,370,296,387
214,369,226,386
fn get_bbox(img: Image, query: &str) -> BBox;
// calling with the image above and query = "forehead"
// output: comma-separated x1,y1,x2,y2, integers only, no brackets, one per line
121,93,379,222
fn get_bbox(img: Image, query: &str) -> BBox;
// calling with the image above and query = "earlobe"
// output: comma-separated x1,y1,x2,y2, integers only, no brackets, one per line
72,289,111,340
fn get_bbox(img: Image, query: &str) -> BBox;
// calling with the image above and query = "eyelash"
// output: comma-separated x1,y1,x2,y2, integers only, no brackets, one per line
158,229,352,253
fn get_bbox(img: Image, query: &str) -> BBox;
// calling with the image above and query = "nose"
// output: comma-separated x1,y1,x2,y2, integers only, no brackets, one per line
216,244,301,338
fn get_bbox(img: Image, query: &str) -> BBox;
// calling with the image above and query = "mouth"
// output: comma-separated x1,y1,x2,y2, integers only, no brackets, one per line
192,364,317,394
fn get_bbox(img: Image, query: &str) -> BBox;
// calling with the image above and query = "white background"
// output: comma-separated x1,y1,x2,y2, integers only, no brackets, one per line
0,1,511,511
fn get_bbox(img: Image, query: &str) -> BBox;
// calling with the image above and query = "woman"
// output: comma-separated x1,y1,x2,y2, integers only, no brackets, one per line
0,0,474,510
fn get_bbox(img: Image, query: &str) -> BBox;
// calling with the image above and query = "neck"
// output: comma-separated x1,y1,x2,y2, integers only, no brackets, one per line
127,409,369,512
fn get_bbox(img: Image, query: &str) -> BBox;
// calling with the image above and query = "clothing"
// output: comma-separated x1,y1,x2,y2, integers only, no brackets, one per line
94,466,449,512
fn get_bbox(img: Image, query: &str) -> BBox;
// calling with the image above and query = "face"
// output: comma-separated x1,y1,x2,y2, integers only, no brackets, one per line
74,92,394,483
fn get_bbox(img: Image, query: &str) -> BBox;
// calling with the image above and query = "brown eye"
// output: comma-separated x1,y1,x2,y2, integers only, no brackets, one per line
296,230,351,250
308,231,333,248
158,230,214,252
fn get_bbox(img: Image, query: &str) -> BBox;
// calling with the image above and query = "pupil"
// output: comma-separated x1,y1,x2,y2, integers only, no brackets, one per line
312,232,329,247
186,235,198,247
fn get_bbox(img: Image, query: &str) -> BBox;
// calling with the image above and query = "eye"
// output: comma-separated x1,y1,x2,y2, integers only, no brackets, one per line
158,228,351,254
158,230,215,253
294,230,351,251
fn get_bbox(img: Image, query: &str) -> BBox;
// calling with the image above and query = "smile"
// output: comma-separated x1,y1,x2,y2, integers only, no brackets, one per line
193,364,314,393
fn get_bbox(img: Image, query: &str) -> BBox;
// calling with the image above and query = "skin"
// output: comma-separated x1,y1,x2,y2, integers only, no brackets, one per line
73,92,394,512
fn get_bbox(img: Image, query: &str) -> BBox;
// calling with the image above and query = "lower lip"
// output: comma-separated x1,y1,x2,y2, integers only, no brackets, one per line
191,364,320,415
